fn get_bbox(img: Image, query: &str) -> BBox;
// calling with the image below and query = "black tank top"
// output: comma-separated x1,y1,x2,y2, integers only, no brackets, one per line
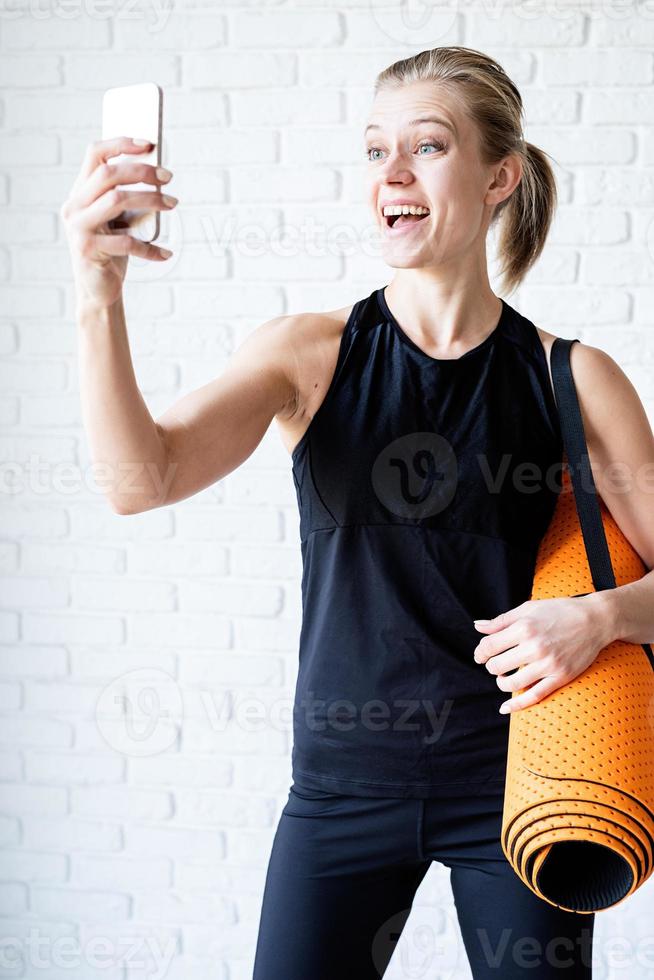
289,285,564,798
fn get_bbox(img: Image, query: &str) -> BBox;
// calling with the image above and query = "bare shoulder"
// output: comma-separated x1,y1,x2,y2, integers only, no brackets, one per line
564,337,650,448
533,324,615,411
273,301,355,458
533,325,646,446
560,336,654,570
536,324,654,562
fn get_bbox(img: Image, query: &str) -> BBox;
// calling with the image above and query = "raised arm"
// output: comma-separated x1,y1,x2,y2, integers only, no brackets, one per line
62,135,300,516
77,298,299,515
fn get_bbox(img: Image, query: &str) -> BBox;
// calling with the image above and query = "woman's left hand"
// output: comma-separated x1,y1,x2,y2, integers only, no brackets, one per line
472,596,614,714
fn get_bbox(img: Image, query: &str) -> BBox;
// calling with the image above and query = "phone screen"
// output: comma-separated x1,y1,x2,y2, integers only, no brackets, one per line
101,82,163,243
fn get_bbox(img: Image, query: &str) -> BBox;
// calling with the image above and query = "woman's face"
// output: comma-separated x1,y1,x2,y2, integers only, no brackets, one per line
363,81,517,267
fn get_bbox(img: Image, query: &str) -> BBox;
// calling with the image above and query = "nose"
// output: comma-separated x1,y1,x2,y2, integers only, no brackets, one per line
377,148,418,182
379,167,417,195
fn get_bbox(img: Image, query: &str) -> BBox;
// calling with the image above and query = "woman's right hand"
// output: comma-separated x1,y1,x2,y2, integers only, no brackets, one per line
60,136,178,309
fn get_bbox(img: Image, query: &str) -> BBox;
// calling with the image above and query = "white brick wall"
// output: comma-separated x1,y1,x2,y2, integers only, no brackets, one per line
2,1,654,977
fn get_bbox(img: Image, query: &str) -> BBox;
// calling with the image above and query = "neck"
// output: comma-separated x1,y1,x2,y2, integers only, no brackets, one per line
383,274,504,359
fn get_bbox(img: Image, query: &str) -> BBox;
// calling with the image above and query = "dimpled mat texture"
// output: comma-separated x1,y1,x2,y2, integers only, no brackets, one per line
501,461,654,914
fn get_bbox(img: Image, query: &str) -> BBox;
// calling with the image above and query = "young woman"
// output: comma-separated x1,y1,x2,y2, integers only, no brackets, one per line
62,45,654,980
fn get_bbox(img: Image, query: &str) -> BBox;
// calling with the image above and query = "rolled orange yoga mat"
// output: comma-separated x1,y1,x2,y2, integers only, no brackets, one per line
500,336,654,914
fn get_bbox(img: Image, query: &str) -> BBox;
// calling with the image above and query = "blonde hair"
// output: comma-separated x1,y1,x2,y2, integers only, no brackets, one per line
374,45,558,296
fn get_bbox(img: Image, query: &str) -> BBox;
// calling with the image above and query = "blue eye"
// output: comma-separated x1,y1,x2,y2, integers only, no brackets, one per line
417,140,444,154
365,140,445,161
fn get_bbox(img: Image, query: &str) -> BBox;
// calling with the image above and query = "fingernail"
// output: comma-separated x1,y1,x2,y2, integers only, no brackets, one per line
156,167,172,182
162,194,177,207
474,619,491,625
132,138,151,146
159,248,172,258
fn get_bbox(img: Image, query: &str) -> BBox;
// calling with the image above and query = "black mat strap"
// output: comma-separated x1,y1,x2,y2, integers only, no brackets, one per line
550,339,654,671
550,337,617,592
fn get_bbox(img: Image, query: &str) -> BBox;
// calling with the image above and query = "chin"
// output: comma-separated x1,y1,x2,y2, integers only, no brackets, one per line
381,253,425,269
380,240,434,265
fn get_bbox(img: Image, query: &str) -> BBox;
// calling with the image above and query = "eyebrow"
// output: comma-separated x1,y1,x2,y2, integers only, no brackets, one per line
364,116,457,138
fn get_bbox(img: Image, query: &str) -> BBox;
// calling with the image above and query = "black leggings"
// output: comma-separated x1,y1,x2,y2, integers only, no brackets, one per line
252,780,595,979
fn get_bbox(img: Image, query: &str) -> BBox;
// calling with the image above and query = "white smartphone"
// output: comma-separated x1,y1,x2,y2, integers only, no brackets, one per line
101,82,163,243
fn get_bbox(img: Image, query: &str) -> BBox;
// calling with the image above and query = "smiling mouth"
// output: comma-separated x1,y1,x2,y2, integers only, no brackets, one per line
385,212,430,229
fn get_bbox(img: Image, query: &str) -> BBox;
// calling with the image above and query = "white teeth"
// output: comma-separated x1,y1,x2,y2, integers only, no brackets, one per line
382,204,430,216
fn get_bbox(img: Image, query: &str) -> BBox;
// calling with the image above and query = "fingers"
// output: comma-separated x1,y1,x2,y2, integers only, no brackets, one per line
79,135,154,183
494,659,545,693
473,620,523,663
61,137,176,267
77,188,177,232
93,232,173,261
74,158,172,212
499,674,560,714
62,136,168,222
